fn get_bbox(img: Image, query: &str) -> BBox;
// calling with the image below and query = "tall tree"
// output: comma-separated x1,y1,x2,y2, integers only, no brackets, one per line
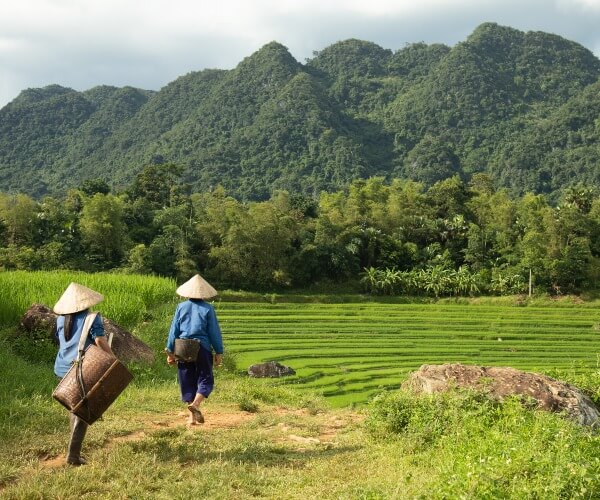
79,193,125,267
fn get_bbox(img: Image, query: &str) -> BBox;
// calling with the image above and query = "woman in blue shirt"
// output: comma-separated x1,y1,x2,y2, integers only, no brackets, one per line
166,274,223,425
53,282,114,465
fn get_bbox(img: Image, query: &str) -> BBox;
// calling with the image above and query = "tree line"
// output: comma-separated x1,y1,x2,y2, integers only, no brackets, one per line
0,165,598,295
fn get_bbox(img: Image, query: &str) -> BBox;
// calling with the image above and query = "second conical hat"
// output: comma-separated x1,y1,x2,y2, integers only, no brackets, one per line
53,282,104,315
176,274,218,299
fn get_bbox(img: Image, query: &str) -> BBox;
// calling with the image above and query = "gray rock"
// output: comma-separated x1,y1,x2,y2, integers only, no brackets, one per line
248,361,296,378
20,303,155,364
403,363,600,427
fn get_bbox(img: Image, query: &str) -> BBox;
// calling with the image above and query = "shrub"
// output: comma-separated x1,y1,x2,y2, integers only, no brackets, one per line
366,389,496,442
366,389,600,497
220,350,238,373
237,395,259,413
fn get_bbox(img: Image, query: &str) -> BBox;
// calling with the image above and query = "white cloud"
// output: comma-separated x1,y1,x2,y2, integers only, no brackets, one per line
561,0,600,10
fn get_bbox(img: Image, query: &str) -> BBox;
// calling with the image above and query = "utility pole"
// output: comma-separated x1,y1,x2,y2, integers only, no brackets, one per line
528,269,532,297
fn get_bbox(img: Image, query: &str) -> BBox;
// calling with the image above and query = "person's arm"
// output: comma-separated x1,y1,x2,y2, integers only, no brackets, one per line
90,314,114,356
207,306,223,366
166,306,180,365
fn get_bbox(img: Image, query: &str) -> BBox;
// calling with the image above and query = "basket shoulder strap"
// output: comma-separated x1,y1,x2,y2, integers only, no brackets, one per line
76,312,98,361
75,312,97,423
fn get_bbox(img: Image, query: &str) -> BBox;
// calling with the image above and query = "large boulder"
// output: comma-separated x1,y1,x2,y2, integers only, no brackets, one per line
248,361,296,378
20,303,155,364
403,363,600,426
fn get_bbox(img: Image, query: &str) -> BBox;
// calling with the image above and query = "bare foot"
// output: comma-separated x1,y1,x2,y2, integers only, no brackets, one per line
187,404,204,424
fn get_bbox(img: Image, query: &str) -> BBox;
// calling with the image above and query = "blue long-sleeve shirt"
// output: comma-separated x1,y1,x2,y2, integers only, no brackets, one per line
166,299,223,354
54,311,105,377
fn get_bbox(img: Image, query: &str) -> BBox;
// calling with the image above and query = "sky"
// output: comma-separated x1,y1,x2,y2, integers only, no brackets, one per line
1,0,600,108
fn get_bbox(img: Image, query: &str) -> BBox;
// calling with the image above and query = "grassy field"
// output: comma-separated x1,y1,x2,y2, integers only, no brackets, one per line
0,270,177,328
1,271,600,498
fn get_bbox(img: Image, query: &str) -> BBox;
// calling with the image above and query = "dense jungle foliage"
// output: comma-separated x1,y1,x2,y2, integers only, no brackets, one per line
0,23,599,200
1,165,598,294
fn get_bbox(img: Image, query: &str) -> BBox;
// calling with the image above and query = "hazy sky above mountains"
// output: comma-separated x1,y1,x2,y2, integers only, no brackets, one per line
1,0,599,107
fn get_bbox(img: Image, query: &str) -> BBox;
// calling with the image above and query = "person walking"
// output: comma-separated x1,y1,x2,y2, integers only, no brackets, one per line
53,282,114,466
166,274,223,425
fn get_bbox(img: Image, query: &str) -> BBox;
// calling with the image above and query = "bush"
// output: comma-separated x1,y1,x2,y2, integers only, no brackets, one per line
220,350,238,373
1,327,57,365
366,389,600,497
366,389,497,442
237,395,259,413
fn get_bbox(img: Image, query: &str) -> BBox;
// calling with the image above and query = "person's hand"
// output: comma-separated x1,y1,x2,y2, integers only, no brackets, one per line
166,353,176,366
214,353,223,367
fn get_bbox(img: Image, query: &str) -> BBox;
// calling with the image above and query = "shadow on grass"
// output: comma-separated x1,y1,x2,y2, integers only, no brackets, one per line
128,433,359,467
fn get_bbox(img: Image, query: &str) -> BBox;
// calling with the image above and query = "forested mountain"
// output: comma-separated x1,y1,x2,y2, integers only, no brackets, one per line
1,23,599,200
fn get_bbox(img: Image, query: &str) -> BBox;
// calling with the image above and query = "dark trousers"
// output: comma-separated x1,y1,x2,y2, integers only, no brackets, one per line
177,346,215,403
57,374,88,462
68,413,88,460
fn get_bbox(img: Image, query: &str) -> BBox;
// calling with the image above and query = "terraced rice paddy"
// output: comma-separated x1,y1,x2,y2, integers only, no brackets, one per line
2,271,599,408
216,302,600,406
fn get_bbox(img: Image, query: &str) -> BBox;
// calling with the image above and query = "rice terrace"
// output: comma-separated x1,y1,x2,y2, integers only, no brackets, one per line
220,300,600,406
2,271,600,498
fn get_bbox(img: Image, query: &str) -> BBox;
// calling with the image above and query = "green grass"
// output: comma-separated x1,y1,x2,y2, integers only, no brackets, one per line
365,390,600,497
2,365,599,498
0,270,177,328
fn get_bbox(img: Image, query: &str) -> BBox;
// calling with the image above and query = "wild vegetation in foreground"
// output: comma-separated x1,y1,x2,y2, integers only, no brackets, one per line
2,346,599,499
1,271,600,497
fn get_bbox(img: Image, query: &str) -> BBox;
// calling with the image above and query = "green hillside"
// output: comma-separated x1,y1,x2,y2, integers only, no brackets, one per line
0,23,599,199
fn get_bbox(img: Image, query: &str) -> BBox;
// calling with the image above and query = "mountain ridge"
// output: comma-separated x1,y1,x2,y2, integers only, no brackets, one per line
0,22,599,199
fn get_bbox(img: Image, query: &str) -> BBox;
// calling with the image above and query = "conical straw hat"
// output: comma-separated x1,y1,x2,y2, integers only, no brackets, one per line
53,282,104,315
176,274,218,299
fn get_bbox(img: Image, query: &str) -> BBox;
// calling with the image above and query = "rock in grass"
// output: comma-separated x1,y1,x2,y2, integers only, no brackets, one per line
248,361,296,378
20,303,155,364
403,363,600,426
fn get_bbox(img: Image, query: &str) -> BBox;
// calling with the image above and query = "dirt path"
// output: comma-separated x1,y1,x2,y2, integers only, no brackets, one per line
39,409,257,469
38,407,362,470
0,406,363,497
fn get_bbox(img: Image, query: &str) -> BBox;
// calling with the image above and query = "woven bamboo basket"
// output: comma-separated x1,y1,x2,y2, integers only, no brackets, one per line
173,338,200,362
53,345,133,425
